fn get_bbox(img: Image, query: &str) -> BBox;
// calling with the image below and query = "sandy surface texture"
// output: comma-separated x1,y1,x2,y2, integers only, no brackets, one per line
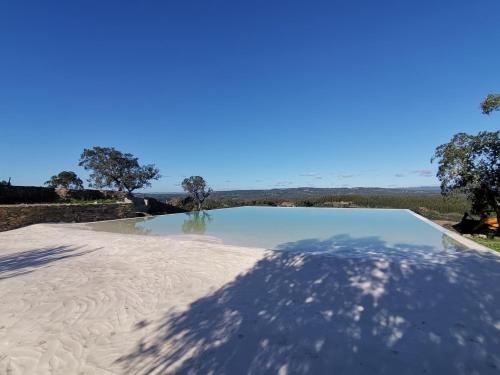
1,223,500,374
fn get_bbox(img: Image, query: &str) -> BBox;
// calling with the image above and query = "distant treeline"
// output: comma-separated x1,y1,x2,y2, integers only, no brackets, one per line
143,186,442,202
200,194,470,221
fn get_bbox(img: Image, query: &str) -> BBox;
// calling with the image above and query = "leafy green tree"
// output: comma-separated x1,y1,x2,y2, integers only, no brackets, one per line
45,171,84,189
432,131,499,224
79,147,160,195
182,176,212,210
481,94,500,115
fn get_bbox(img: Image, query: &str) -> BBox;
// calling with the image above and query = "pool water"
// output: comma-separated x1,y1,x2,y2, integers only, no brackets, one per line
85,207,467,253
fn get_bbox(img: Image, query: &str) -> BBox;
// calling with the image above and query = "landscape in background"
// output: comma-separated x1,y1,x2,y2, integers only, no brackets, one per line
1,2,500,373
138,186,468,221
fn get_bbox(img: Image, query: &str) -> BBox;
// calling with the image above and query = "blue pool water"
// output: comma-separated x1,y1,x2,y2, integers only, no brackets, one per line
86,207,467,253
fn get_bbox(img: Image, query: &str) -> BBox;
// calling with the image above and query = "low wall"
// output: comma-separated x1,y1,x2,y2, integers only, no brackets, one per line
0,203,136,232
55,188,128,201
0,186,59,204
0,185,128,204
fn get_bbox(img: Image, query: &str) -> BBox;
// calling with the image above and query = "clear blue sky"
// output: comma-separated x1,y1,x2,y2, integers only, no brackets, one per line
1,1,499,192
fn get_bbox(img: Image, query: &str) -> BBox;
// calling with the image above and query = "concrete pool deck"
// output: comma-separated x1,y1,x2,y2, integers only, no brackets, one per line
0,221,500,374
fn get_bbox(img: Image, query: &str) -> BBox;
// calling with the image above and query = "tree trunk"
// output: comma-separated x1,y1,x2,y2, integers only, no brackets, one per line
126,190,134,199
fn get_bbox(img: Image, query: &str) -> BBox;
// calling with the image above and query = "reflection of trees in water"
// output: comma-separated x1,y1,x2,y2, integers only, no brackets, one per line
182,211,212,234
87,217,153,235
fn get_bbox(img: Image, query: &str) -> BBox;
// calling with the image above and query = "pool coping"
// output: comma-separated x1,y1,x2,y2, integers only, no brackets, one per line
406,209,495,254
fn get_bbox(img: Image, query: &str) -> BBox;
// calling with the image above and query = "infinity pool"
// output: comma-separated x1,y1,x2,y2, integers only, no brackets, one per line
85,207,468,253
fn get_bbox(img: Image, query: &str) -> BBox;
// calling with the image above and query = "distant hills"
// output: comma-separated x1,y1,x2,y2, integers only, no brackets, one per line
139,186,441,201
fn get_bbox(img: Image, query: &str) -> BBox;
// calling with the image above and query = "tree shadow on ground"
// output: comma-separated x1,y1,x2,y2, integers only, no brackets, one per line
118,235,500,375
0,245,98,280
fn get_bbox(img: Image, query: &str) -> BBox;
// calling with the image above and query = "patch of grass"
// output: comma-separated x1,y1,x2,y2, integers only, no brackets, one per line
472,237,500,252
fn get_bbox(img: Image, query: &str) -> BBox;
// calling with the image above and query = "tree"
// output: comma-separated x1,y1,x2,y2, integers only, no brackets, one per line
481,94,500,115
45,171,84,189
0,177,11,187
79,147,160,194
182,176,212,211
432,131,499,225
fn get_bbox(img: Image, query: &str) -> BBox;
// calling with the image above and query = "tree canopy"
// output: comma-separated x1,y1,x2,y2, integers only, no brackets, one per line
481,94,500,115
45,171,84,189
79,147,160,194
182,176,212,210
432,131,499,223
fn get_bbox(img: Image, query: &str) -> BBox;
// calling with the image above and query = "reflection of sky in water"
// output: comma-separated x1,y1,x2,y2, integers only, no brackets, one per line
86,207,468,252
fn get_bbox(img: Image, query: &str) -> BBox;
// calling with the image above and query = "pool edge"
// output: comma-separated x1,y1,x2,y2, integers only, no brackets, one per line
406,209,496,254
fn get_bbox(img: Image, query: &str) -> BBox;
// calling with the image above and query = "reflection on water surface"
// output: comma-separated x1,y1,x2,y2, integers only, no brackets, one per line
85,207,468,253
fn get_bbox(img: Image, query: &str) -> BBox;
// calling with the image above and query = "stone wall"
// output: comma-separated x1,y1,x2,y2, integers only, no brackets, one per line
0,186,59,204
54,188,128,201
0,203,135,232
0,185,128,204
